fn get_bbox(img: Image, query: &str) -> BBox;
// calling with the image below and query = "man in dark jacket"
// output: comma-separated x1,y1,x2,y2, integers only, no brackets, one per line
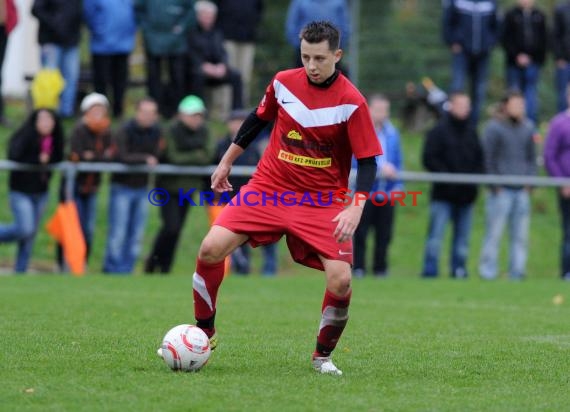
32,0,82,118
103,97,163,274
188,1,243,111
554,1,570,112
421,92,484,278
502,0,547,125
215,0,263,106
134,0,195,118
443,0,499,125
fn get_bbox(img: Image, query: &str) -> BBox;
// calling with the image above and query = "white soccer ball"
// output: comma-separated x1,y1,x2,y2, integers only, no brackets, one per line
160,324,211,372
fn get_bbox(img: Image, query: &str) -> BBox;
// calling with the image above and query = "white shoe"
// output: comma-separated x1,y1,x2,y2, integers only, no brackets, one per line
312,355,343,375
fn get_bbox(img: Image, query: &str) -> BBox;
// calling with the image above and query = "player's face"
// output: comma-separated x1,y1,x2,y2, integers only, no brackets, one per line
300,39,342,84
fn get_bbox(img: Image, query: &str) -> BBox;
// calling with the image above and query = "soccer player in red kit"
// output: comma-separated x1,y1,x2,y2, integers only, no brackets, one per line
162,21,382,375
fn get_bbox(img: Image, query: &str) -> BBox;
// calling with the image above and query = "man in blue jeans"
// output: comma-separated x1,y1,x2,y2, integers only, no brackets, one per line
421,92,483,278
103,98,163,274
443,0,500,125
479,91,536,280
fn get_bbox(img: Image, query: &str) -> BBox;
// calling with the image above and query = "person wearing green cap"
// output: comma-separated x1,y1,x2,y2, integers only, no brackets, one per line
145,95,215,274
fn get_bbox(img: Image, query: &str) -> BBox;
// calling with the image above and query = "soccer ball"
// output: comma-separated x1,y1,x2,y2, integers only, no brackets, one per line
160,324,211,372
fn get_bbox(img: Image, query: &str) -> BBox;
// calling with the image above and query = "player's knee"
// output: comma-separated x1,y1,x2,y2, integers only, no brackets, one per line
328,271,352,296
198,237,227,264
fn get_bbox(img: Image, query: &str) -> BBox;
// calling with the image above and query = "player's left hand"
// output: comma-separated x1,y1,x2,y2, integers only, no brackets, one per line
332,205,364,243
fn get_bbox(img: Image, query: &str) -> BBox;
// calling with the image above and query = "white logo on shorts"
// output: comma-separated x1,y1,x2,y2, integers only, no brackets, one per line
338,250,352,256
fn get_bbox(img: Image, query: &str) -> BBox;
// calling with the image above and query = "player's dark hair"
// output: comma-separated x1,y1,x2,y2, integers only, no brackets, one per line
299,21,341,51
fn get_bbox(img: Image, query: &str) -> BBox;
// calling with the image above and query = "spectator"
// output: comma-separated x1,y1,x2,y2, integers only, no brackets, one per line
420,92,483,278
285,0,351,72
0,0,17,126
32,0,82,118
353,95,403,278
215,0,263,106
553,1,570,112
213,109,278,276
145,96,214,274
443,0,500,125
187,1,243,110
479,91,536,280
61,93,114,267
103,97,163,274
502,0,547,125
134,0,195,118
0,109,64,273
544,86,570,280
84,0,137,119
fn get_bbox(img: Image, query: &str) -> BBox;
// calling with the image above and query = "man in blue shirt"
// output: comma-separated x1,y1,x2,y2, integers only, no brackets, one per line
353,94,403,278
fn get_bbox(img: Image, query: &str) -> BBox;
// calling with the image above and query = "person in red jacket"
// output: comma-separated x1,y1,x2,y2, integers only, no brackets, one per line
159,21,382,376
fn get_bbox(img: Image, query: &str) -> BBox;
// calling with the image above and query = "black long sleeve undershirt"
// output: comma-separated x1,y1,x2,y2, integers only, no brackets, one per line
233,110,269,149
355,157,378,194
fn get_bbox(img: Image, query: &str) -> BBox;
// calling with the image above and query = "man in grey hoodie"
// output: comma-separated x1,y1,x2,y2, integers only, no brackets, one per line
479,91,537,280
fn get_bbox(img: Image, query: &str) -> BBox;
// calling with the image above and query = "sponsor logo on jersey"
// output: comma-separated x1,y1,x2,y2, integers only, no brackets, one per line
278,149,331,168
287,130,303,140
280,134,333,153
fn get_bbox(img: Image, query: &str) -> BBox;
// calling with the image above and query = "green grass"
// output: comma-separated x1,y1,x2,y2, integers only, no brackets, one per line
1,274,570,411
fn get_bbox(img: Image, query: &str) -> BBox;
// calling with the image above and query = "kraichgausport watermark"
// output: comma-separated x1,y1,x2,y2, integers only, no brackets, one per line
148,188,423,207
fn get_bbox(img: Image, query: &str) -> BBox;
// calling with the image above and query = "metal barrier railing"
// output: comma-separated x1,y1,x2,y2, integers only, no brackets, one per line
1,160,569,198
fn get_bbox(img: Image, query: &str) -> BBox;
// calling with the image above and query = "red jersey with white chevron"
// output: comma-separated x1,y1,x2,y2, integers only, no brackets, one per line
252,68,382,195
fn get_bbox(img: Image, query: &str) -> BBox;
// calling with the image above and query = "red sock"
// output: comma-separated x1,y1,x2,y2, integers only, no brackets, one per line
314,289,351,358
193,258,225,337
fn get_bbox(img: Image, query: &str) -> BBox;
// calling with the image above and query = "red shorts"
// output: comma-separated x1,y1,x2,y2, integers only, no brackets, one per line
213,183,352,271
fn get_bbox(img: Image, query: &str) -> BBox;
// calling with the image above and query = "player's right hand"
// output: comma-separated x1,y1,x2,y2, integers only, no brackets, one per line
211,163,233,193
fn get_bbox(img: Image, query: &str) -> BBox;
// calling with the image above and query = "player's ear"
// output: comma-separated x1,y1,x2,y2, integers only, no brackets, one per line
334,49,343,63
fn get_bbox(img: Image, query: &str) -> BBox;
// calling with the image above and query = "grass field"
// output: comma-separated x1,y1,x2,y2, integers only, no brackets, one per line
1,274,569,411
0,85,567,411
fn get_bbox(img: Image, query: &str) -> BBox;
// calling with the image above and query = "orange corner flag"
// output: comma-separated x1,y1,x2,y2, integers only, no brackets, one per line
46,201,86,276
